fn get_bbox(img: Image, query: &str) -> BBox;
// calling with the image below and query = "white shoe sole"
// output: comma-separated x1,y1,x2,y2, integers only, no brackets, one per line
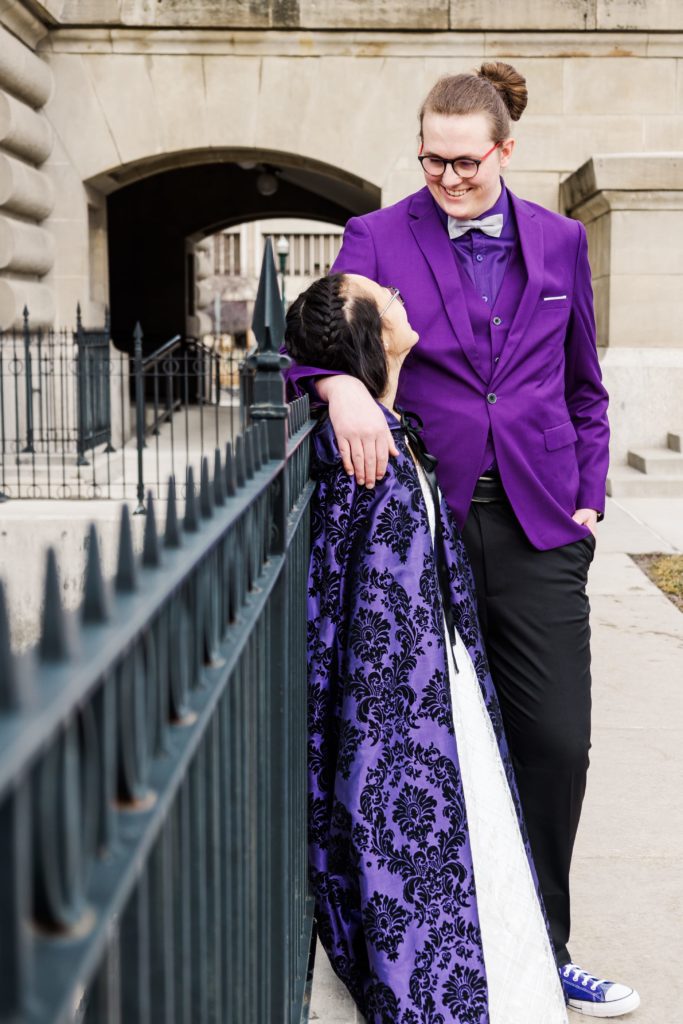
568,989,641,1018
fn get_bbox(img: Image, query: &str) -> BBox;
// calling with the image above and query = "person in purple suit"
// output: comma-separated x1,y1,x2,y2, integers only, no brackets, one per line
287,62,640,1018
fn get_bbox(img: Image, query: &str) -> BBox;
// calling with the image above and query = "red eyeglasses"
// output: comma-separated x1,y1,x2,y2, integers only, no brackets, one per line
418,141,502,180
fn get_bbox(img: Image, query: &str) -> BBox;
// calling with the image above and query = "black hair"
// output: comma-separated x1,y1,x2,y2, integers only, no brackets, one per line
284,273,388,399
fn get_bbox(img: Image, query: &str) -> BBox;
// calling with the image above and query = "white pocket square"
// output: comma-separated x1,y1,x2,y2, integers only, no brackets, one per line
543,294,568,301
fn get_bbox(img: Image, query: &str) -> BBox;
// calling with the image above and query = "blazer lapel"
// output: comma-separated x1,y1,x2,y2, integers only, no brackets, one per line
492,192,544,384
408,189,488,384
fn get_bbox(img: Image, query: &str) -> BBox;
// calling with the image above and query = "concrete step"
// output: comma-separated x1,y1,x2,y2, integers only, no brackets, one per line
668,429,683,453
627,447,683,476
607,465,683,498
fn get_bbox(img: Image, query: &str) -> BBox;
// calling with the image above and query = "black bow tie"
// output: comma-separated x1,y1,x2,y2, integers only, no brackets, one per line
397,407,438,474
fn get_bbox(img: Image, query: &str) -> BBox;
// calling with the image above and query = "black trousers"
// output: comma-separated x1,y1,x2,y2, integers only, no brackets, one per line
461,497,595,967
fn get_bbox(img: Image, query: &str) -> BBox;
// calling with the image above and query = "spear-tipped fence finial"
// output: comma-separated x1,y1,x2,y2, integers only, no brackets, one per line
252,424,262,470
200,456,213,518
0,581,21,710
165,476,181,548
235,435,246,488
142,492,161,567
184,466,199,532
213,448,225,507
115,506,137,593
39,548,70,662
244,428,255,480
251,238,286,353
82,524,109,624
225,442,237,497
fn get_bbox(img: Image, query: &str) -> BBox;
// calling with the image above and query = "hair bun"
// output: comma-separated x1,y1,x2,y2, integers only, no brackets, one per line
477,62,528,122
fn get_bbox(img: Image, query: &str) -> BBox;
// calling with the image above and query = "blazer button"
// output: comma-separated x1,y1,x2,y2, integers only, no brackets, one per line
487,393,497,404
492,316,502,326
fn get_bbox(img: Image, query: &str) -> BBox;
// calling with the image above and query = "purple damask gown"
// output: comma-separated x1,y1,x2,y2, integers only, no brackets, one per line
307,405,568,1024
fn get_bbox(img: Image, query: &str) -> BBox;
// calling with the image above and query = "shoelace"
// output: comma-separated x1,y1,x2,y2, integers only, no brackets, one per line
562,964,607,992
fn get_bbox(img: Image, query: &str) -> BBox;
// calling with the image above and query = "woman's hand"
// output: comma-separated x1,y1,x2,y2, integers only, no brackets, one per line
317,376,399,488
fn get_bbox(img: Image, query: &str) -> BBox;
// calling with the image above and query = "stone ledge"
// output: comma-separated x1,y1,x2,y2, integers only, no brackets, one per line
561,153,683,214
21,0,683,33
40,28,683,59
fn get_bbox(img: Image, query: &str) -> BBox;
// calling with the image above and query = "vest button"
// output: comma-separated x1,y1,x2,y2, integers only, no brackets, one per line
492,316,502,326
487,393,497,404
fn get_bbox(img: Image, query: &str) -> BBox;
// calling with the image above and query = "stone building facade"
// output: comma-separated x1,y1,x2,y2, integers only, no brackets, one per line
1,0,682,480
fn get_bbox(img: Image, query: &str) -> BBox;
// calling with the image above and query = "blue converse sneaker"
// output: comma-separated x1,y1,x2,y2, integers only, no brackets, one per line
560,963,640,1017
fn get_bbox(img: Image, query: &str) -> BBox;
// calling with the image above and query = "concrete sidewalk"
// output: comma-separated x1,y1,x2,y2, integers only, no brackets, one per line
310,497,683,1023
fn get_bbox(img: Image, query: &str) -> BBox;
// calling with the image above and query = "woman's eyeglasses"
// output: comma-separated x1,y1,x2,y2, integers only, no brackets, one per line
418,141,501,180
379,286,405,318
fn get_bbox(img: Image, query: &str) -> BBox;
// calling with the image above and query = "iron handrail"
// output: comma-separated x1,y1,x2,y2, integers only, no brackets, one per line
141,333,182,372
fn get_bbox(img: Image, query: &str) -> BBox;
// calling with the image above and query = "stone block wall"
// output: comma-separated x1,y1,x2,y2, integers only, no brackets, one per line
0,23,55,328
34,0,683,31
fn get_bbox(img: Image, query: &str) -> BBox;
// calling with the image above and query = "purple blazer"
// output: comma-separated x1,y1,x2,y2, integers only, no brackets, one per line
288,186,610,550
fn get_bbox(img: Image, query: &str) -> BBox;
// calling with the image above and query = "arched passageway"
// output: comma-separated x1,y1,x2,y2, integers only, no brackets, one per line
107,153,380,355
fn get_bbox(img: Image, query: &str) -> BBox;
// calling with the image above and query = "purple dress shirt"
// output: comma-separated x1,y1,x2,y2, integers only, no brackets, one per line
443,180,517,309
439,183,523,475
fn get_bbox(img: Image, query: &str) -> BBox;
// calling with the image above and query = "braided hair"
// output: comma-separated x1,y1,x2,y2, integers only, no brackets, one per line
285,273,388,399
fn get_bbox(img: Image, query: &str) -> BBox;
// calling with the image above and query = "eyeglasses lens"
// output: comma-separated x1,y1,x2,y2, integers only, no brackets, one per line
422,157,478,178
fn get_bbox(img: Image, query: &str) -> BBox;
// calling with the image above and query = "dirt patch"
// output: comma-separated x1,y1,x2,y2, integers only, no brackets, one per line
631,554,683,613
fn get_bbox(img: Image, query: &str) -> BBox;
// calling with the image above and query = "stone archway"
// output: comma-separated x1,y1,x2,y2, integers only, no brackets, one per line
105,150,380,355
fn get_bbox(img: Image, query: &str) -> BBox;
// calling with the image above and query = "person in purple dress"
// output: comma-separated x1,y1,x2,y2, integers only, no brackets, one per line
286,63,640,1018
285,271,569,1024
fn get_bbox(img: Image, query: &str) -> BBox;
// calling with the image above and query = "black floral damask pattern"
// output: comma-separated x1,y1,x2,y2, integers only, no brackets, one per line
393,783,438,842
375,497,419,563
307,410,553,1024
363,892,413,962
443,964,489,1023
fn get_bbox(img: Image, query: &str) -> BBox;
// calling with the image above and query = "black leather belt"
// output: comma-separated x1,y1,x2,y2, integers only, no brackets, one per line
472,471,508,503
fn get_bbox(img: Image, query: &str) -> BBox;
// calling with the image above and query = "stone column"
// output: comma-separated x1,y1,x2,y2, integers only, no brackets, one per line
561,154,683,468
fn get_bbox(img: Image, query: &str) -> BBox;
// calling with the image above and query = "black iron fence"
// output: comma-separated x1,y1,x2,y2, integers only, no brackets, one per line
0,243,317,1023
75,307,115,464
0,311,249,503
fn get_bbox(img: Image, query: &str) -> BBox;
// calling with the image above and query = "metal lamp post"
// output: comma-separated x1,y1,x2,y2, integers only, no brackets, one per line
275,234,290,314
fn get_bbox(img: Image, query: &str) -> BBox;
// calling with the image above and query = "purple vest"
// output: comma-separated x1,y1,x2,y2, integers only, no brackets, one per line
453,244,528,475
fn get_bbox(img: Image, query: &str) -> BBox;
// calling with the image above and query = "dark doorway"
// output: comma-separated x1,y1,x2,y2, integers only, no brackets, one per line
107,158,379,357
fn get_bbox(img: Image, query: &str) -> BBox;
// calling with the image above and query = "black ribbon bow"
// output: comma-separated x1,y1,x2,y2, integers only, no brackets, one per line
397,407,438,474
396,406,458,663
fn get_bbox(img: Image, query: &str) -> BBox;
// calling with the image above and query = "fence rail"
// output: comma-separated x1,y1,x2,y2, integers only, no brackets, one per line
0,242,316,1023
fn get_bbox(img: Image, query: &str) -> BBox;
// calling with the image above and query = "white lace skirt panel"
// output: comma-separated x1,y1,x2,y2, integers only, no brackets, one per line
414,461,568,1024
